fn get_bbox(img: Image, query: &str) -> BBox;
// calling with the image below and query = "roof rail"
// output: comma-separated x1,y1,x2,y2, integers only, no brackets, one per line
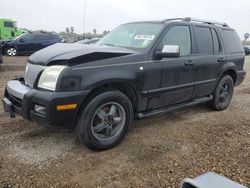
163,17,229,27
183,17,229,27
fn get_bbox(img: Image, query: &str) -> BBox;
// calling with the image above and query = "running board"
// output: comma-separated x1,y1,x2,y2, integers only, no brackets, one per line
138,96,212,118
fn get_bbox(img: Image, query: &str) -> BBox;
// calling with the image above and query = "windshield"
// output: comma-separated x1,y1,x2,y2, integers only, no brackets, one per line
14,33,26,40
97,23,164,49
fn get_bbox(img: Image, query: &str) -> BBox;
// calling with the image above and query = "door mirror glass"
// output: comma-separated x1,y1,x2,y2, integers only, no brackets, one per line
156,45,180,58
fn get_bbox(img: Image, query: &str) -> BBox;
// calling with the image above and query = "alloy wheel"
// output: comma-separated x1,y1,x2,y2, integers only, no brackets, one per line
91,102,126,142
219,83,230,103
7,48,17,56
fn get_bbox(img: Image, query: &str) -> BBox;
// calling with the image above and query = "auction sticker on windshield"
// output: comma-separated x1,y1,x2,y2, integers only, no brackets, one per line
134,35,155,40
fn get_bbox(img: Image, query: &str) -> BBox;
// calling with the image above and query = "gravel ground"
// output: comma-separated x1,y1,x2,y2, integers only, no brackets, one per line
0,56,249,188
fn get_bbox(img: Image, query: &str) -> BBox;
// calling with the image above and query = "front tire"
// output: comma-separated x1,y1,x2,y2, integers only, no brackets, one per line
75,90,133,151
6,47,17,56
210,75,234,111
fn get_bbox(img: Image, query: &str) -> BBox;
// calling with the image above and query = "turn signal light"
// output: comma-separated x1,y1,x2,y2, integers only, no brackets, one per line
56,104,77,111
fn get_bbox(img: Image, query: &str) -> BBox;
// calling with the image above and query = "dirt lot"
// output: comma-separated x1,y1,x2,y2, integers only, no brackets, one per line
0,56,249,188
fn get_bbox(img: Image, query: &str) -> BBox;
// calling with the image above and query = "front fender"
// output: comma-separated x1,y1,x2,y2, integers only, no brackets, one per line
58,63,144,92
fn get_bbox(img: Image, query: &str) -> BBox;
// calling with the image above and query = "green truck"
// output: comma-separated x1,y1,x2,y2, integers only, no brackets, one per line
0,18,27,40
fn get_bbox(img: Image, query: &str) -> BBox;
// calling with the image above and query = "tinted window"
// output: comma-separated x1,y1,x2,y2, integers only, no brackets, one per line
161,26,191,56
48,34,57,40
222,30,244,53
34,35,43,41
4,22,14,28
211,29,220,54
195,27,213,54
34,35,49,41
20,34,34,41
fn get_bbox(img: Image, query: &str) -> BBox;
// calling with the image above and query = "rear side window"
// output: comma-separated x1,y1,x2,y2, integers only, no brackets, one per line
195,27,213,54
34,34,53,41
34,35,45,41
222,30,244,53
21,34,34,41
160,26,191,56
48,34,58,40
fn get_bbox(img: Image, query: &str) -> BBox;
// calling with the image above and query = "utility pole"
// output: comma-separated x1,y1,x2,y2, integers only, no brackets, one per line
83,0,86,38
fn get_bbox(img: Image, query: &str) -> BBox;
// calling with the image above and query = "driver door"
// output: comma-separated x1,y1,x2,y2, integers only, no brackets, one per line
17,34,34,53
147,24,196,109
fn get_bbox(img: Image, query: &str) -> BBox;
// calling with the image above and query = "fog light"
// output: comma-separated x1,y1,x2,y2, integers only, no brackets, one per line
34,104,45,115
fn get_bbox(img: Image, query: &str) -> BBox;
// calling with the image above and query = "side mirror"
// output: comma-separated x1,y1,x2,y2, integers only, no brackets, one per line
19,38,25,42
155,45,180,59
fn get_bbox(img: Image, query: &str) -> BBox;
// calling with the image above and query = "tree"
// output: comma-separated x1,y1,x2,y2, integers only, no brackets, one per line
66,27,70,34
103,30,110,36
244,33,249,41
93,29,97,35
70,26,74,34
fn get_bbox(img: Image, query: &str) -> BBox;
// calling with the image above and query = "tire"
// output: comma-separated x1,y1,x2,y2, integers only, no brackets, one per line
5,47,17,56
75,90,133,151
210,75,234,111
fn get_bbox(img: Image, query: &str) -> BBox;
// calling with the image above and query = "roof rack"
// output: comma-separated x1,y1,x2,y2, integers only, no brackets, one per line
163,17,229,27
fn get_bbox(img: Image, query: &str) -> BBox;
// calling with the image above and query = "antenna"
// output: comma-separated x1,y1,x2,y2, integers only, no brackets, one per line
83,0,86,37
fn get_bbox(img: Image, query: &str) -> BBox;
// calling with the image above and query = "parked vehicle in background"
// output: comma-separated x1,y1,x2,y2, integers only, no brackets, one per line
76,38,101,44
0,46,3,65
0,18,26,40
244,45,250,56
2,31,63,56
2,18,246,151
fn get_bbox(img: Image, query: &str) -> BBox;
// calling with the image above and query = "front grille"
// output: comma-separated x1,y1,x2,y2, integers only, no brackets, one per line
6,92,23,107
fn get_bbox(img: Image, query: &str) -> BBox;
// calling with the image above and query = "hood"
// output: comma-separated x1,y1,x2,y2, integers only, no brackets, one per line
28,43,136,66
1,39,12,45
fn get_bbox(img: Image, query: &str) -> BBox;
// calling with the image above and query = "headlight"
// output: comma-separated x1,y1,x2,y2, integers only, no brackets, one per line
38,65,67,91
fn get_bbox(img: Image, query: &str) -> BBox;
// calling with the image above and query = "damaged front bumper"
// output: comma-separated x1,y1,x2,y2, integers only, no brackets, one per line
2,78,90,129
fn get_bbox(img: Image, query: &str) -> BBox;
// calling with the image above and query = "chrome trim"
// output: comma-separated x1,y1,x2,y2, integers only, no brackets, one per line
7,80,31,99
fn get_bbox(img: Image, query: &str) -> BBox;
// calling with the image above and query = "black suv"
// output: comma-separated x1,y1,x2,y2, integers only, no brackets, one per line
2,18,246,150
2,31,63,56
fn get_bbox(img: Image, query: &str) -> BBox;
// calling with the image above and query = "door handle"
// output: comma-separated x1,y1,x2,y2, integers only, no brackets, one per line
184,60,195,66
217,57,226,63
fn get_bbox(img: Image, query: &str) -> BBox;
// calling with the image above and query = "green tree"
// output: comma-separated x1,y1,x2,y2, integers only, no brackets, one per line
66,27,70,34
70,26,74,34
244,33,249,41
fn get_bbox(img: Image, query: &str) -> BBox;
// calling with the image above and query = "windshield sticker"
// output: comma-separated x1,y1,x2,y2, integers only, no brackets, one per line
134,35,155,40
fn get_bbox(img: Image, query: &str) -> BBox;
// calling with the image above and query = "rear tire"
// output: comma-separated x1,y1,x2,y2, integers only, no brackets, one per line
210,75,234,111
6,47,17,56
75,90,133,151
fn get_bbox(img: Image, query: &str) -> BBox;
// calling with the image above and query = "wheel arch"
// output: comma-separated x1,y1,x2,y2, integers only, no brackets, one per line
221,69,237,84
3,45,17,55
73,81,138,129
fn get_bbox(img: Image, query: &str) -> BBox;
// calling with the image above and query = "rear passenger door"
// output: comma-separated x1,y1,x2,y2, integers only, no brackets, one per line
194,26,225,97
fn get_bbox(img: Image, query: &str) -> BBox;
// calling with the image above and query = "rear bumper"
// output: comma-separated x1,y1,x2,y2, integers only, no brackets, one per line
235,70,246,86
3,78,90,129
